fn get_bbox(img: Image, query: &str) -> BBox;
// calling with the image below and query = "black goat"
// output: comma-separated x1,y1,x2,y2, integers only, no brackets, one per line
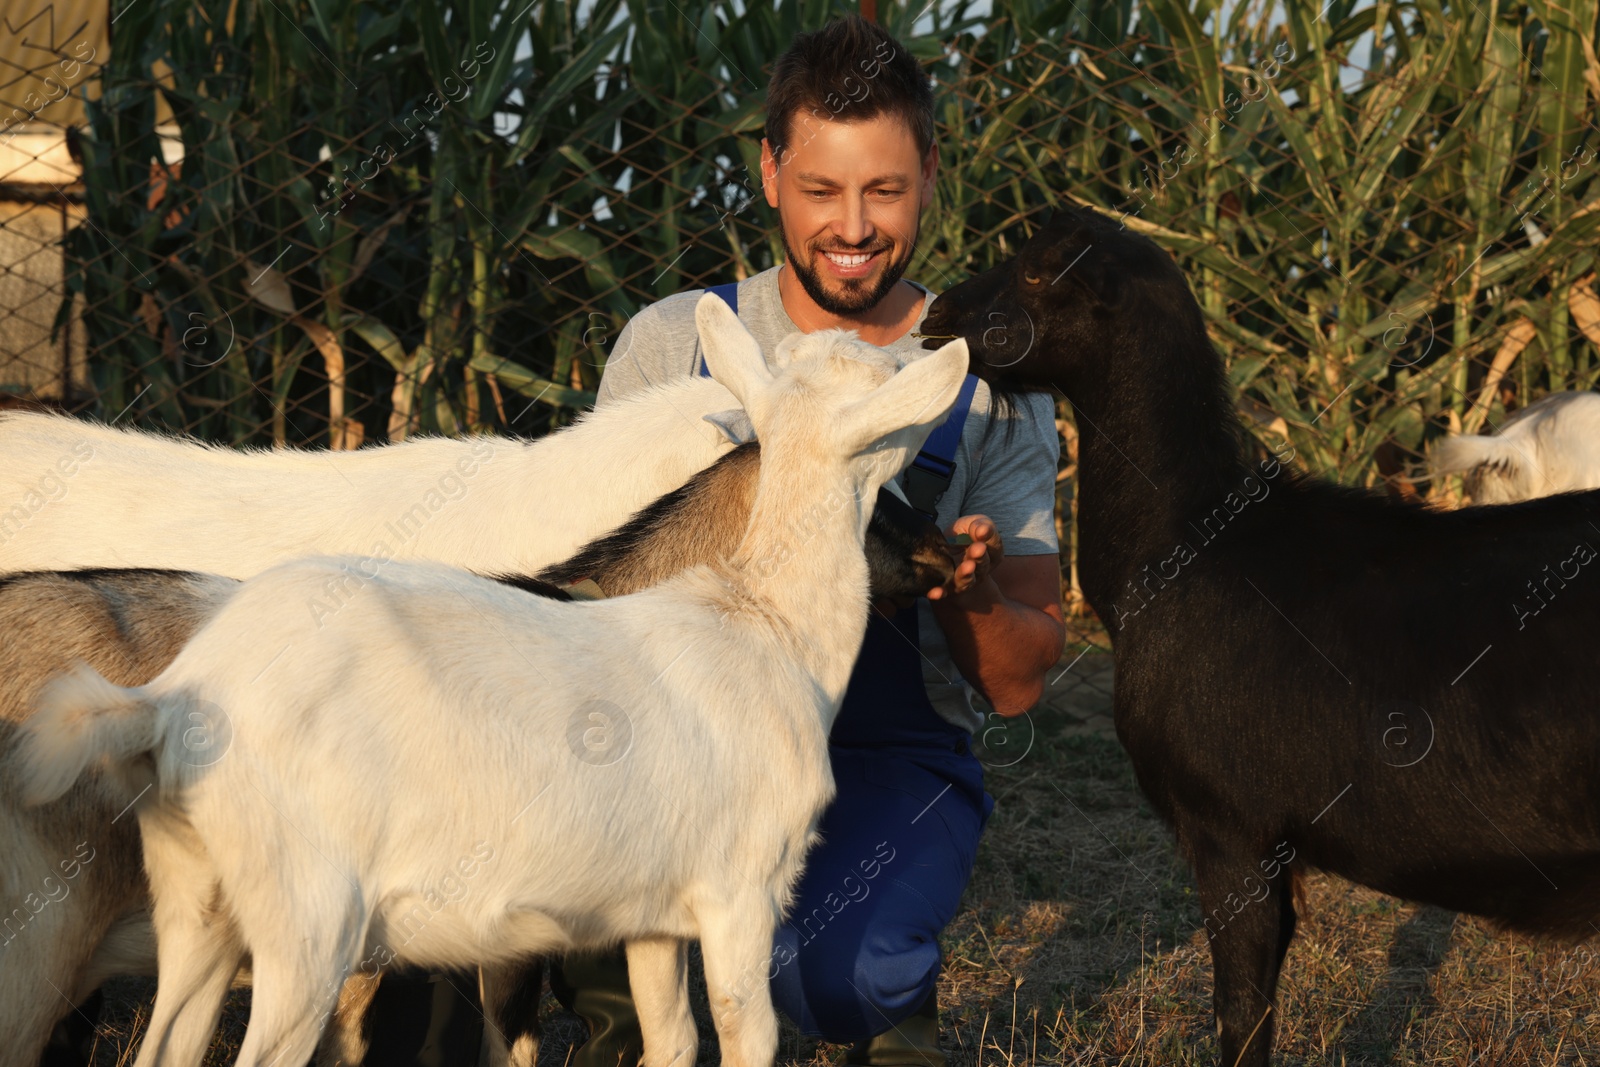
920,204,1600,1066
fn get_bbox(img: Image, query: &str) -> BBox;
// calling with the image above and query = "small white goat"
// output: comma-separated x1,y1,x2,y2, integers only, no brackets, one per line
20,298,970,1067
0,374,745,577
1430,392,1600,504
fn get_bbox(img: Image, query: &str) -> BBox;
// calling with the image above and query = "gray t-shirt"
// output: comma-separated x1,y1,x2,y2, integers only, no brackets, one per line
596,265,1060,732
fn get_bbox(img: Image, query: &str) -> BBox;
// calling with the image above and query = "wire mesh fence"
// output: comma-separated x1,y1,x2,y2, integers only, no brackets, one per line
1,0,1597,617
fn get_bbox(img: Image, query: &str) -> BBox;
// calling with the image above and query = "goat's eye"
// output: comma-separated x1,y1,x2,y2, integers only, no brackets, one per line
1023,271,1041,285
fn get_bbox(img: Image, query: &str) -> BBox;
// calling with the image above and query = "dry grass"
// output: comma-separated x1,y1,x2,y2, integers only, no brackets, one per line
84,644,1600,1066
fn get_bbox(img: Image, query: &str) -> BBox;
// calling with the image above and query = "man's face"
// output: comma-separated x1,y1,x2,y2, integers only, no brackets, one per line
761,111,936,315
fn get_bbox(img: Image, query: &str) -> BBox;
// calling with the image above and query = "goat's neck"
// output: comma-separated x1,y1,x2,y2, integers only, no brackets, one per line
1068,323,1251,615
727,446,872,718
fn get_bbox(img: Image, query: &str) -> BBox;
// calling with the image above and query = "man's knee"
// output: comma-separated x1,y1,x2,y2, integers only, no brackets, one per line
773,925,941,1042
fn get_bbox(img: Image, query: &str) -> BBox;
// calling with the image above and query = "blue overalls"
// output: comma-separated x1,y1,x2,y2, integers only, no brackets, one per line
702,283,994,1041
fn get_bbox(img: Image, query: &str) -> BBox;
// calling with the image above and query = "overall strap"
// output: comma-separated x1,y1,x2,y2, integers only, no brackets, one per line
903,373,979,520
698,282,740,377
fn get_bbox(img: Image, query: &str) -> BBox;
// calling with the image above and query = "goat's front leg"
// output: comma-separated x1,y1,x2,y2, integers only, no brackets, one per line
625,938,695,1067
696,905,778,1067
1196,851,1297,1067
478,960,545,1067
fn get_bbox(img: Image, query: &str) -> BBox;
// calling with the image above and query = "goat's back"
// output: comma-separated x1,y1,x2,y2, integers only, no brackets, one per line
0,378,739,578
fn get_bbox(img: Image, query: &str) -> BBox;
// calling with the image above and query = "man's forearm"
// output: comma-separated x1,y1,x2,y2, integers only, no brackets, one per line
930,577,1065,715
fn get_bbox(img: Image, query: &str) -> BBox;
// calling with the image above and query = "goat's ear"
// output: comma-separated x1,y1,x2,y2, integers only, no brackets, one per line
1087,261,1122,308
1050,240,1120,309
704,408,756,445
697,294,774,404
769,333,804,371
840,339,969,458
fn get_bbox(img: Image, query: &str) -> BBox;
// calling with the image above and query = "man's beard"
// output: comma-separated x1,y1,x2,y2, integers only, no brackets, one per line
781,215,920,315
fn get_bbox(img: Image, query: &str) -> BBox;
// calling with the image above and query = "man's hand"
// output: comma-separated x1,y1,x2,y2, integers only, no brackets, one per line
869,512,1065,715
927,514,1004,601
871,514,1004,617
927,515,1066,716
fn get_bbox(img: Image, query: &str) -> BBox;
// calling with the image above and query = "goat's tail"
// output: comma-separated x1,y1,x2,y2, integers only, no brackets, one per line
1429,432,1520,478
18,665,159,807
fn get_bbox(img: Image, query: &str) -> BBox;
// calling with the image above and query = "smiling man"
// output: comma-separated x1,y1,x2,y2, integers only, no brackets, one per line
555,16,1066,1066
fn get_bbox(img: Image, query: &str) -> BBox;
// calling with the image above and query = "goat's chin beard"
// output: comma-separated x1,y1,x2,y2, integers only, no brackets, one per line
782,226,918,315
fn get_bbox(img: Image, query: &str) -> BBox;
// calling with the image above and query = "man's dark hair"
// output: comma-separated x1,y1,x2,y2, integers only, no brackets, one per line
764,16,934,164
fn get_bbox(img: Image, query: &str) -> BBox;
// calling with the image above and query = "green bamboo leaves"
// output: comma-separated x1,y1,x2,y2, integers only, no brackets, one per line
1023,0,1599,485
60,0,1600,492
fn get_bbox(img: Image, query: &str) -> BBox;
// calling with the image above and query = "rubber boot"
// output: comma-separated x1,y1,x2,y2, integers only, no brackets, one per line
549,949,643,1067
363,968,484,1067
40,988,102,1067
841,987,947,1067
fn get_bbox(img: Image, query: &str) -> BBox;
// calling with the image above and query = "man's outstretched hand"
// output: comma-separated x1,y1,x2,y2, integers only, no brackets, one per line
927,514,1003,602
873,514,1005,618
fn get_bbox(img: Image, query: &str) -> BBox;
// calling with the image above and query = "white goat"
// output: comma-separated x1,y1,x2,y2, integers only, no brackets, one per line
19,297,969,1067
0,371,746,1067
0,375,745,577
0,457,952,1067
1430,391,1600,503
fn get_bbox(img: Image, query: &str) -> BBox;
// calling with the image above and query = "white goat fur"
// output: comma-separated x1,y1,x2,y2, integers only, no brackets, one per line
20,299,970,1067
1430,392,1600,504
0,375,745,1066
0,375,744,577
